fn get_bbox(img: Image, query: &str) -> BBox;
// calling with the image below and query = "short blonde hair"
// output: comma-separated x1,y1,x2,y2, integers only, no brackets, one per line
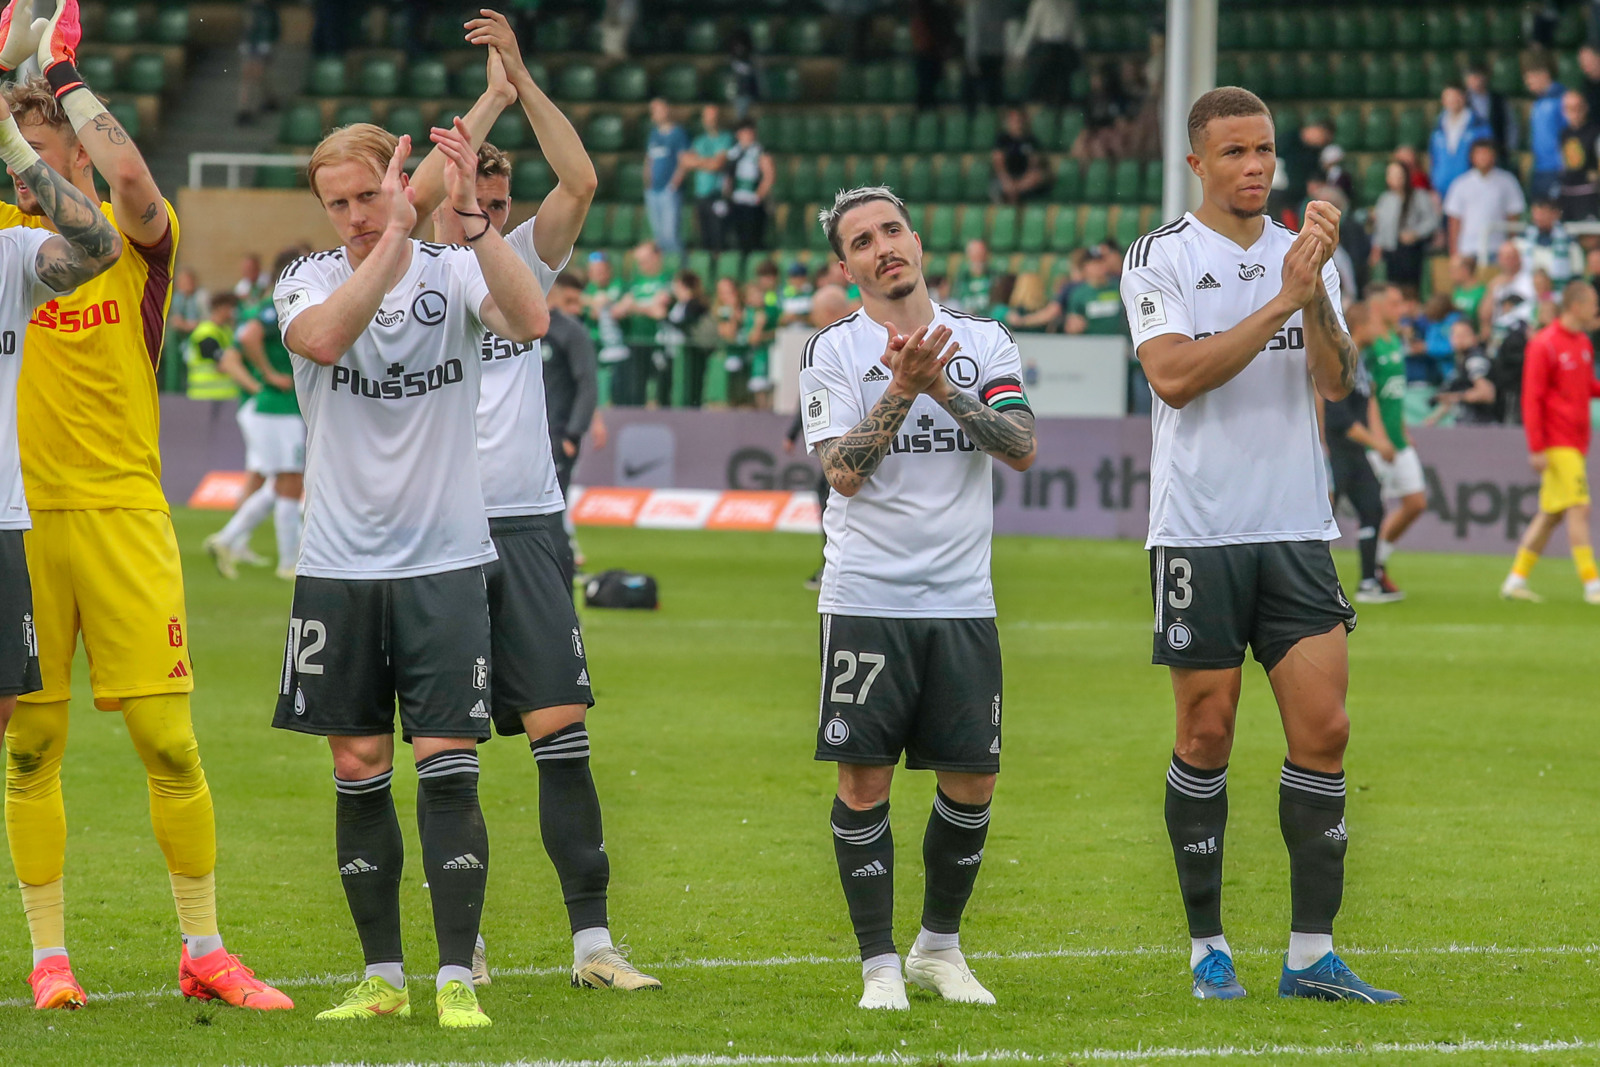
5,76,73,136
477,142,512,180
307,123,399,201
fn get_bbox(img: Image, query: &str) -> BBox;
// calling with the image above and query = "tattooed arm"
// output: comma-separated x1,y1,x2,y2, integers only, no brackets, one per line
65,95,168,247
937,390,1037,470
17,157,122,291
816,390,915,498
1303,275,1358,402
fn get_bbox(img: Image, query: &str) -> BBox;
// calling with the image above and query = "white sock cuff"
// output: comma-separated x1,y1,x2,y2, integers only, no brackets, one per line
914,928,960,953
573,926,613,962
32,947,67,968
861,952,901,978
436,964,475,990
365,961,405,988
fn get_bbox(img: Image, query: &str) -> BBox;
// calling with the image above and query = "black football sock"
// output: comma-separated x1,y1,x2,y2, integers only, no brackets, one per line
1165,753,1228,938
532,723,611,935
1358,523,1379,583
1279,760,1347,936
831,796,896,960
919,789,991,936
334,769,405,970
416,750,489,972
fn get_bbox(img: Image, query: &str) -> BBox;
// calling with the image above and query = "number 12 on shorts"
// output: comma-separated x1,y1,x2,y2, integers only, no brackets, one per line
830,650,886,705
282,616,327,693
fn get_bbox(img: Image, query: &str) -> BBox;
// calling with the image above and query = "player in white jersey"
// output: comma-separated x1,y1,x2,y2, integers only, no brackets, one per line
413,10,659,993
799,187,1036,1011
1120,88,1400,1004
271,118,548,1030
0,91,122,742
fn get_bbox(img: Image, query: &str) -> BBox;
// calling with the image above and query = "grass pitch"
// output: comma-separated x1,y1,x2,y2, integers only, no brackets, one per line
1,509,1599,1066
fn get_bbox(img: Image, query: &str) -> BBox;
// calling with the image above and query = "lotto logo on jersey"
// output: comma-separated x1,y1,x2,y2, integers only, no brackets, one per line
168,616,184,647
330,359,466,400
30,299,121,334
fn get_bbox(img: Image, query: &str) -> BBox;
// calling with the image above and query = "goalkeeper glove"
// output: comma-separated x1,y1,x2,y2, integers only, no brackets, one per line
37,0,82,89
0,0,45,74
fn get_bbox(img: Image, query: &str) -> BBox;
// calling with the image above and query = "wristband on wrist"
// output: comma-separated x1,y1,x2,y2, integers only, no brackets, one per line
0,115,40,173
453,207,491,243
46,63,110,135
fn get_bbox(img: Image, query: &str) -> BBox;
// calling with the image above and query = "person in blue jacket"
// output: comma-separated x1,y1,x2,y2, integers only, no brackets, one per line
1431,84,1492,197
1524,61,1568,201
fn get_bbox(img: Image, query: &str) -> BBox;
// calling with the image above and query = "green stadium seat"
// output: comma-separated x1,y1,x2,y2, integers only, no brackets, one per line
1272,104,1300,136
334,102,374,128
767,159,791,203
407,59,447,99
1141,160,1163,204
307,57,346,97
1358,9,1388,49
1054,158,1083,201
1361,158,1387,205
957,205,987,248
890,62,916,104
1215,55,1241,91
1238,54,1271,96
489,111,527,150
105,7,141,44
684,18,721,54
559,63,600,102
1489,54,1520,97
1081,204,1109,247
79,54,118,91
1059,109,1084,151
714,249,744,279
1559,4,1587,48
153,6,189,45
1560,53,1583,95
843,156,871,188
1111,159,1140,204
1395,105,1428,150
879,158,906,195
861,65,892,102
657,64,700,104
1296,54,1330,100
755,114,783,153
1083,159,1111,203
1364,106,1395,153
885,111,911,153
1050,206,1079,252
1270,11,1304,51
513,158,553,200
1242,13,1271,50
361,57,400,98
608,204,640,247
764,65,801,104
941,111,969,153
1422,54,1452,99
857,113,885,152
962,156,990,201
608,64,649,103
1422,7,1455,51
1332,108,1361,153
256,165,299,189
791,158,819,202
746,16,776,54
901,155,932,202
1393,10,1422,49
913,111,940,154
990,206,1019,253
1030,107,1060,151
1114,206,1143,251
1455,7,1486,49
1364,53,1396,99
534,17,574,53
926,205,957,252
776,114,803,153
684,249,713,283
969,110,997,153
1019,203,1048,254
385,104,426,141
1332,55,1362,99
806,204,831,252
787,17,827,56
585,113,625,152
577,204,605,250
280,103,323,146
126,53,165,94
1331,11,1360,51
109,100,140,141
819,158,848,201
1395,59,1426,100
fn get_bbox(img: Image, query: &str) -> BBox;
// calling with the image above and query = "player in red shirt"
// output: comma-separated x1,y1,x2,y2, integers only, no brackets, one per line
1501,280,1600,602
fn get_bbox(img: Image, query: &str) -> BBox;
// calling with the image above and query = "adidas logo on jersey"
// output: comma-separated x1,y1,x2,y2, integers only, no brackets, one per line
1183,837,1218,855
444,853,485,870
340,858,378,875
469,700,489,719
956,850,985,867
989,737,1001,754
851,860,887,878
1325,819,1348,841
576,668,591,687
1195,273,1221,290
861,365,890,383
168,661,190,679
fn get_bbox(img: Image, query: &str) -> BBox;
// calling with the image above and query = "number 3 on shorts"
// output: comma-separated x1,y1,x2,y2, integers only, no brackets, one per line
830,650,886,705
1167,556,1193,610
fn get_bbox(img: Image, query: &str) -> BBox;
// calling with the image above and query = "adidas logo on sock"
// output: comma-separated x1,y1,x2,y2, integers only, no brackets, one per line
444,853,485,870
956,850,985,866
851,860,887,878
340,858,378,875
1183,837,1217,855
1325,819,1348,841
469,700,489,719
1195,272,1221,290
862,365,890,383
577,668,590,687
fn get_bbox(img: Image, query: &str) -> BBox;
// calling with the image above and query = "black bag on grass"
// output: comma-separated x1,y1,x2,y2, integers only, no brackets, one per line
583,569,659,609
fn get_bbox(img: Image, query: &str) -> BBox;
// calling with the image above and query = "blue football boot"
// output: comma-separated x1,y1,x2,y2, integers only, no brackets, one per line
1278,952,1404,1003
1191,946,1247,1000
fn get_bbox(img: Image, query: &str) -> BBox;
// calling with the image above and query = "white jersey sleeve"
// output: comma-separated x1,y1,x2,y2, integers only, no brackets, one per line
274,252,340,335
504,216,572,295
797,321,866,452
1121,236,1194,349
1318,256,1347,331
1,227,69,305
447,251,492,334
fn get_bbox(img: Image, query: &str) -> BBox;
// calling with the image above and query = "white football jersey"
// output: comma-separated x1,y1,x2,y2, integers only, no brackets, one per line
0,227,67,531
477,216,569,518
1121,213,1346,548
276,241,497,579
799,305,1030,618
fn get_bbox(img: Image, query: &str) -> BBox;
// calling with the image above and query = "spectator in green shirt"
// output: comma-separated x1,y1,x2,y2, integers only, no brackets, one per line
987,272,1016,323
1065,250,1126,335
1448,253,1486,326
612,241,673,406
685,105,734,251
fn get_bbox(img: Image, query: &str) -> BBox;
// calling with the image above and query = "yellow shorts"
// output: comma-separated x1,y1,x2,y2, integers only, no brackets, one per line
1540,446,1591,514
21,508,194,708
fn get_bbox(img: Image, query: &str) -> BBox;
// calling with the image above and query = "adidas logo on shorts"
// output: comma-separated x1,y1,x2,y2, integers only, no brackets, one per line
469,700,489,719
861,365,890,383
1183,837,1218,855
340,858,378,875
444,853,485,870
851,860,887,878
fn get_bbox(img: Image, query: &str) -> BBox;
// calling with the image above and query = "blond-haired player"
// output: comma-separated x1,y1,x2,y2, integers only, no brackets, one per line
1,2,290,1010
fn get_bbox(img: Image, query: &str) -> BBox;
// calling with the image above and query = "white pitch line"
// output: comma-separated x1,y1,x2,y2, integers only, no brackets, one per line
263,1039,1600,1067
6,943,1598,1012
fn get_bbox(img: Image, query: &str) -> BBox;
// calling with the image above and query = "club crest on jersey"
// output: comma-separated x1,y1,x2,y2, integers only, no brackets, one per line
1165,622,1192,650
473,656,488,690
1135,290,1166,331
374,308,405,328
412,290,448,325
945,354,979,389
168,616,184,647
1238,263,1267,281
824,718,850,745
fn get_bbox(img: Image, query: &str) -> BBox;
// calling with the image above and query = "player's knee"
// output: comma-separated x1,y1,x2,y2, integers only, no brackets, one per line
4,709,66,787
837,769,892,810
936,772,996,806
1303,709,1350,763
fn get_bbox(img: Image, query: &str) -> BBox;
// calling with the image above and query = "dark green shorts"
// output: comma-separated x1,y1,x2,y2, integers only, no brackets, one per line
0,530,40,698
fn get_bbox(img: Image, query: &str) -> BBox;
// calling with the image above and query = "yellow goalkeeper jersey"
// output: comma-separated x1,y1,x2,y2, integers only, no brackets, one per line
9,199,178,512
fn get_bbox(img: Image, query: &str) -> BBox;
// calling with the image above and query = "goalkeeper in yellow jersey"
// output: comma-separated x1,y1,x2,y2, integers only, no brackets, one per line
1,0,289,1011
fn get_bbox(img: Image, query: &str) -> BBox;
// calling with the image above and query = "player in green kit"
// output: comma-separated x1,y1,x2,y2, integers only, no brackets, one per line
235,248,305,579
1360,282,1423,594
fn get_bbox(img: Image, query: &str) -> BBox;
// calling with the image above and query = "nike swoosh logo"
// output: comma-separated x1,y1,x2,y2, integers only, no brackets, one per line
622,457,667,478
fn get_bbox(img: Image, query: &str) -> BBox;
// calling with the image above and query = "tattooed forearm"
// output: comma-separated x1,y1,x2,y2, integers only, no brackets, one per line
91,114,129,146
19,160,122,290
1305,284,1359,397
817,390,915,496
942,390,1037,462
